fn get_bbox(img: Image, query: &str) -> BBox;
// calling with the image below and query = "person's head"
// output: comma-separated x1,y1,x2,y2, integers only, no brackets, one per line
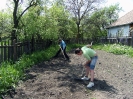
58,38,62,43
75,48,82,55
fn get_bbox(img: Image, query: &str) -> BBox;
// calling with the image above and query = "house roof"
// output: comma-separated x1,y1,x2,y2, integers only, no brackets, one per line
107,9,133,28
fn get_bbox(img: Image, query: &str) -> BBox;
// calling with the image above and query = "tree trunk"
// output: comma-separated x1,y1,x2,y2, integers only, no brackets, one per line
76,22,80,43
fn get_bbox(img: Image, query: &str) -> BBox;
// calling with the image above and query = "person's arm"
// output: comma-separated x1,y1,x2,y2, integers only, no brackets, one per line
86,44,92,48
86,41,93,48
84,60,91,66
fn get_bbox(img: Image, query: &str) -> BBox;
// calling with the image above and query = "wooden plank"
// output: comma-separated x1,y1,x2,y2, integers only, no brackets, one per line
1,42,3,62
7,40,12,61
4,41,7,61
13,39,17,61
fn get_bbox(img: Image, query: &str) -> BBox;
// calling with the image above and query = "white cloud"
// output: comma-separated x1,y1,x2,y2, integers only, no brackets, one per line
105,0,133,17
0,1,7,10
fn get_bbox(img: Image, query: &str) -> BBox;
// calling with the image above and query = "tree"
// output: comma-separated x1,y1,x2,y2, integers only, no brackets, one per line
21,1,74,41
20,6,43,40
0,10,12,40
82,4,122,41
65,0,104,42
104,3,122,25
7,0,43,41
49,3,74,39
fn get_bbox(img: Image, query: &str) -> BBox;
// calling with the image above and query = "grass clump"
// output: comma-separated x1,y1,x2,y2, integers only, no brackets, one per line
93,43,133,57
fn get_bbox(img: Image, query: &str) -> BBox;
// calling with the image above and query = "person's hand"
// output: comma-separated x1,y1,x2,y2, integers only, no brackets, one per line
84,60,91,66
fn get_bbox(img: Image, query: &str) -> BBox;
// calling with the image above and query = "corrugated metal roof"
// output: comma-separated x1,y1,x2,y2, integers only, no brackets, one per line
107,9,133,28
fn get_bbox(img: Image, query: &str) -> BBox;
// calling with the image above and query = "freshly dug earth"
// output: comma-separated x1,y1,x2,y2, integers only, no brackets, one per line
4,50,133,99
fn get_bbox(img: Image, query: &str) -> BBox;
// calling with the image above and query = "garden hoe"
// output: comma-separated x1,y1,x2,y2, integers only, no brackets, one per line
59,45,66,60
73,64,86,81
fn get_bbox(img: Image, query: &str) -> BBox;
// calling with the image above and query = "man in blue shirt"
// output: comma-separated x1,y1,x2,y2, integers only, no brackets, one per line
53,38,69,60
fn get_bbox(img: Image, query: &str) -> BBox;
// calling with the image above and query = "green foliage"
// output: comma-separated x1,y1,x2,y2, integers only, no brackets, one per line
94,44,133,57
0,45,58,94
0,62,20,93
21,6,46,40
21,2,74,40
0,1,123,42
48,3,74,39
82,4,121,40
0,11,12,39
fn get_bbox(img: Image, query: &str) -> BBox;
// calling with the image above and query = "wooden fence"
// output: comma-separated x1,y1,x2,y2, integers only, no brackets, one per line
0,37,112,64
0,39,52,63
100,36,133,47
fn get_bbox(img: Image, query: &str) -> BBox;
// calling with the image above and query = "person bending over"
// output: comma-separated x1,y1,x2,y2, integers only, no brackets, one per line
53,38,69,60
75,45,98,88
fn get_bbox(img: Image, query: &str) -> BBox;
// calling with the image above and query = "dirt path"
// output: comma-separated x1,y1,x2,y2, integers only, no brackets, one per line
5,50,133,99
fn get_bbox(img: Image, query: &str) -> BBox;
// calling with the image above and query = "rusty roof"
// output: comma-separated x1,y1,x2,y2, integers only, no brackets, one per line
107,9,133,28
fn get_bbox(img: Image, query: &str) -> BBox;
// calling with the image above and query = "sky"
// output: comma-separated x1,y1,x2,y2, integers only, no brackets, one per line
0,1,7,10
104,0,133,17
0,0,133,18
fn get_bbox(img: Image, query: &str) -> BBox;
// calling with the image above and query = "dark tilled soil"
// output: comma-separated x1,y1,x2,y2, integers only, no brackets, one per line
4,50,133,99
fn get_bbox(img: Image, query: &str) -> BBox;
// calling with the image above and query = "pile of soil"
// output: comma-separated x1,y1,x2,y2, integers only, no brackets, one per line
4,50,133,99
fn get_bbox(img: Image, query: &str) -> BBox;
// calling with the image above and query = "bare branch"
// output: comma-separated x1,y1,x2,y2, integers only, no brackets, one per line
17,0,37,21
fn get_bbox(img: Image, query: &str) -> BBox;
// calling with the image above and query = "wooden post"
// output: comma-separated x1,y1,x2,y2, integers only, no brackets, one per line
13,39,17,61
1,42,3,62
4,41,7,61
7,40,10,61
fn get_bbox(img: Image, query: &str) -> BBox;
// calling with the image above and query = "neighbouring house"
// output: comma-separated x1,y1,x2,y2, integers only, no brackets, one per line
105,9,133,46
106,9,133,38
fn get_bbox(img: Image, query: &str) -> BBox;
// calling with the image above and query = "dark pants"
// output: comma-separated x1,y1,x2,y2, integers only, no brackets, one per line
54,47,69,60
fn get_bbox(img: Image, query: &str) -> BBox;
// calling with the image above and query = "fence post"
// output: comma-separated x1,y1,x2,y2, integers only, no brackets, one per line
4,41,7,61
13,39,17,61
1,42,3,62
